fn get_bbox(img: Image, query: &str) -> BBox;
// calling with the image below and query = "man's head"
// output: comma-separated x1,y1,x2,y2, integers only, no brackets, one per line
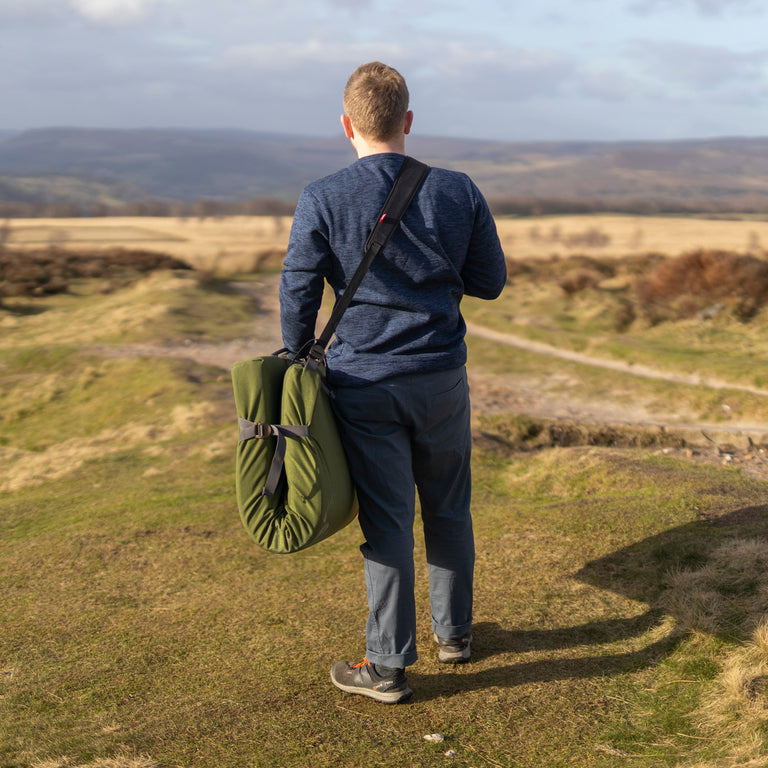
342,61,410,143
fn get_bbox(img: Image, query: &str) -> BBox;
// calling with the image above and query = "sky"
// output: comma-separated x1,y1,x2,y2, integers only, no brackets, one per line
2,0,767,142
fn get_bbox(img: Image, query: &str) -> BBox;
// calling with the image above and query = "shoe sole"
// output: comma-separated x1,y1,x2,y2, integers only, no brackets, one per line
434,632,472,663
330,670,413,704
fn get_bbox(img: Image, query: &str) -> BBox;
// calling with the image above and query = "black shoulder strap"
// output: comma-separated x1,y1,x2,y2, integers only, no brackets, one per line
305,156,430,367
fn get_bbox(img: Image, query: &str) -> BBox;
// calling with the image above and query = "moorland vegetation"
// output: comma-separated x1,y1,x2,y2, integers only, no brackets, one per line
4,215,768,767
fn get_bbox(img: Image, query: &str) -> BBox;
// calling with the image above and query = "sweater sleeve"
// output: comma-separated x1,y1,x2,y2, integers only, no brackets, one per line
279,188,332,355
461,184,507,300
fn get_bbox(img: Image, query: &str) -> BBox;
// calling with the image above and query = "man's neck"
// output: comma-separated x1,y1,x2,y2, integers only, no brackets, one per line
341,112,412,159
353,137,406,158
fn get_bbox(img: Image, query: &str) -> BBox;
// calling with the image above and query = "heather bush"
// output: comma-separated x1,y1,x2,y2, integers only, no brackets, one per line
0,247,191,300
636,249,768,324
558,268,603,296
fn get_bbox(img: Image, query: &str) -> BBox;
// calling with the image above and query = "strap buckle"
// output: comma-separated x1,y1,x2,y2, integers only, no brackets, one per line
305,342,326,371
307,342,325,362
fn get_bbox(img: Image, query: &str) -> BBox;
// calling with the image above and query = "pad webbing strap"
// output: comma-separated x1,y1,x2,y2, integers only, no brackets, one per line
237,418,311,496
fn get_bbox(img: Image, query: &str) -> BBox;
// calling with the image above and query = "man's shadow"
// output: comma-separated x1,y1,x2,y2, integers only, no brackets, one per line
410,503,768,700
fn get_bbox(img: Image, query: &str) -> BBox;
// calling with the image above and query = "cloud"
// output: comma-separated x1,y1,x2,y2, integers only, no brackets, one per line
628,0,762,16
0,0,47,11
0,0,67,20
0,0,182,23
218,40,407,71
577,67,643,101
2,0,767,141
70,0,180,23
218,37,575,105
629,40,768,90
327,0,373,6
421,44,574,101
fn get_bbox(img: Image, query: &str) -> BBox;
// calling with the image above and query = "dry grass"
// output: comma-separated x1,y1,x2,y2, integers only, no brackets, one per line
663,539,768,638
494,214,768,261
674,622,768,768
31,754,158,768
0,269,256,348
0,271,193,346
3,216,292,275
652,541,768,767
0,246,191,298
5,213,768,279
0,400,219,492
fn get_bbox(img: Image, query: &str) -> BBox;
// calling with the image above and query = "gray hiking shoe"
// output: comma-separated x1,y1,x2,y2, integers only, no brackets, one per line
433,632,472,663
330,658,413,704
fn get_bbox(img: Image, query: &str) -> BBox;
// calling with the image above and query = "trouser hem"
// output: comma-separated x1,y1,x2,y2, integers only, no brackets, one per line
432,620,473,639
366,649,418,669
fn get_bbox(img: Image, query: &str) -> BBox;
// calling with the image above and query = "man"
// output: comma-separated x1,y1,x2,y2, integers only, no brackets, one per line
280,61,506,703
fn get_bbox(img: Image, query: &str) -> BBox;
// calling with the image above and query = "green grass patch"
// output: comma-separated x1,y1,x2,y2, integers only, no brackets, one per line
163,276,258,341
0,349,223,451
7,437,768,768
0,271,256,347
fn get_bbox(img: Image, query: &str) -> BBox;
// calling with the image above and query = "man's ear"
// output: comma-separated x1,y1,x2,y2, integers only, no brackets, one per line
404,110,414,135
341,114,355,139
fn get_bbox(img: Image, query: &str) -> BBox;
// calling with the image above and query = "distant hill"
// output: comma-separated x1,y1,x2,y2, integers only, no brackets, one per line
0,173,150,207
0,128,353,203
1,127,768,212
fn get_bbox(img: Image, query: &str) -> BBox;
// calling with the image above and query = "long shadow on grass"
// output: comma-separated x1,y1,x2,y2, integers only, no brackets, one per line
411,503,768,701
410,633,679,701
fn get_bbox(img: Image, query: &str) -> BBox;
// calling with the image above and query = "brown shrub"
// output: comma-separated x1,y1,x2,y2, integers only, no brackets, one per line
504,256,530,280
0,247,192,300
613,298,636,332
558,268,603,295
636,249,768,324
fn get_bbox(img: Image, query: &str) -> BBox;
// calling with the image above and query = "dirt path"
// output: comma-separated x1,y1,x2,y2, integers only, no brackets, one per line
91,275,768,476
170,278,768,402
94,274,768,429
466,321,768,399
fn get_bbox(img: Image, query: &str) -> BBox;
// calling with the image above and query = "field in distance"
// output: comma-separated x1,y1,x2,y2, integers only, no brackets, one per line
3,215,293,274
5,213,768,275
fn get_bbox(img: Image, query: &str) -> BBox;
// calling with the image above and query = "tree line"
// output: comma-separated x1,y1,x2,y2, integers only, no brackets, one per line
487,196,768,217
2,195,768,219
0,197,297,219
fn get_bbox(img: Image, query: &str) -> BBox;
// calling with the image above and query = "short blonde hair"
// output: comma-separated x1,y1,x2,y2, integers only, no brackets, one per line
343,62,410,143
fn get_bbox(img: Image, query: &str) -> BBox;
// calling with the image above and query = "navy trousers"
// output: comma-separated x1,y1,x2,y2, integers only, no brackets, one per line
331,366,474,668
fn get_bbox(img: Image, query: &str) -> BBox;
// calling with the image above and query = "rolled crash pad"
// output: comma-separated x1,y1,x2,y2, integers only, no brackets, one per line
232,355,357,554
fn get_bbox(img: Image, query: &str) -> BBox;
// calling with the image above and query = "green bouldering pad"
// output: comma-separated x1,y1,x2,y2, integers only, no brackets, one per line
232,355,357,554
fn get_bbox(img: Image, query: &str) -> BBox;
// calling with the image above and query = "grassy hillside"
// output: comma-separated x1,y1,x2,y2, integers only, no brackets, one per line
0,129,353,202
0,175,149,207
4,245,768,767
3,128,768,208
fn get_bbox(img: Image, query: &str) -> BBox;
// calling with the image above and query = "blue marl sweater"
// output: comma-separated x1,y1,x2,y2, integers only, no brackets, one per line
280,153,507,386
